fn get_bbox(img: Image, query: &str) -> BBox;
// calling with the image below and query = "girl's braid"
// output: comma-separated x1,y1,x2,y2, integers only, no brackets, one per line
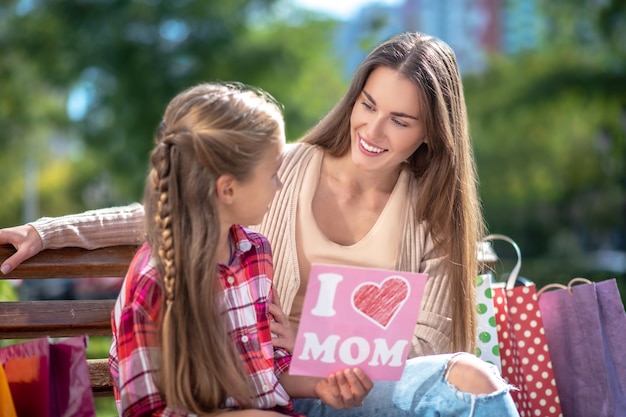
153,139,176,304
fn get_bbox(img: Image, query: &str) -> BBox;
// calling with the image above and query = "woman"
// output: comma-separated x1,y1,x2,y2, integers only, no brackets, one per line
0,32,519,416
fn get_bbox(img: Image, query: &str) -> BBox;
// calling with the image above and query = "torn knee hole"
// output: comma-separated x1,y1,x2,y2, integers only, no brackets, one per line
444,353,506,395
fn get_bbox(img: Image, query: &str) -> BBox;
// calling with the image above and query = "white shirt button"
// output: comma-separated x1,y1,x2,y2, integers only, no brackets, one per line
241,335,249,343
239,241,252,251
262,385,270,392
227,276,235,284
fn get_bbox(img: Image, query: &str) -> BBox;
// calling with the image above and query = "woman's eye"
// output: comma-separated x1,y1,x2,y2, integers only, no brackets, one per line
393,119,408,127
361,102,374,111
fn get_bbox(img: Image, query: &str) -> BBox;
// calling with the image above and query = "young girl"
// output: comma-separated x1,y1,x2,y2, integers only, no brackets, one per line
108,82,372,416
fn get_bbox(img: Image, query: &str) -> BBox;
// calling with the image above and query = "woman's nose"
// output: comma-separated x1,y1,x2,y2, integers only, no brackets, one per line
365,114,385,139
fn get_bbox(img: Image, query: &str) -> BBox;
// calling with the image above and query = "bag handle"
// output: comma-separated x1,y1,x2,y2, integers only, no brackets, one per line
537,277,592,297
481,234,522,290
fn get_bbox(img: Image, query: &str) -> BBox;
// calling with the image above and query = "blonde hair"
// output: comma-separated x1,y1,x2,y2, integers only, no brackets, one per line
303,32,484,353
143,82,284,413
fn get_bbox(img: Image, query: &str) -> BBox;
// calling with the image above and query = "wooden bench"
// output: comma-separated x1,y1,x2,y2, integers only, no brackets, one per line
0,244,138,397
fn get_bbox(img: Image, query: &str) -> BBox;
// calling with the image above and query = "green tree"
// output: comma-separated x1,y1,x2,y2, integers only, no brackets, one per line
0,0,345,227
465,0,625,282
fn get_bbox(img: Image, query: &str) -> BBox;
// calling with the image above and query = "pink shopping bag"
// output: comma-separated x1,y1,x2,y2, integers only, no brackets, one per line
0,336,96,417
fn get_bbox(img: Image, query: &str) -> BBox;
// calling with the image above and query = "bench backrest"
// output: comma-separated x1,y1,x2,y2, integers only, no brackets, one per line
0,244,138,396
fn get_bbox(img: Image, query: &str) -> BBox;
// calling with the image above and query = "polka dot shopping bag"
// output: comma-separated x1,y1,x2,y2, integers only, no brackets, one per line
475,272,502,373
485,234,563,417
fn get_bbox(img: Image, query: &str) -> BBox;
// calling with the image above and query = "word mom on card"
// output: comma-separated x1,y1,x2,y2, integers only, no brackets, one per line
289,264,427,381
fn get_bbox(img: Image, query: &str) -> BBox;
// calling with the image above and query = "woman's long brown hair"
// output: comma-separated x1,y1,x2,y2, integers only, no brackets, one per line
143,83,284,413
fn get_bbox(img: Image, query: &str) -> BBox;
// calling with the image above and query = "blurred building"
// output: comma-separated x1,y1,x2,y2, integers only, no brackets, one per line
336,0,546,76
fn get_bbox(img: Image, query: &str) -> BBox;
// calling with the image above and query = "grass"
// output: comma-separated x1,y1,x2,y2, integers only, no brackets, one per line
94,397,118,416
87,336,118,416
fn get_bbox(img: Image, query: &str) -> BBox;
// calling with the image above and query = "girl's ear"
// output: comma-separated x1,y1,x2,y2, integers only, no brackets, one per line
216,174,236,204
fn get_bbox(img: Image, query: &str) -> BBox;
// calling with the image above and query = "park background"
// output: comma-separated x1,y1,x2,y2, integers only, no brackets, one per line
0,0,624,414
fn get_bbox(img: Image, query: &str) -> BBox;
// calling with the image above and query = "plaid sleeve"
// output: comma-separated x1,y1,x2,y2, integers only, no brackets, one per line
273,346,292,378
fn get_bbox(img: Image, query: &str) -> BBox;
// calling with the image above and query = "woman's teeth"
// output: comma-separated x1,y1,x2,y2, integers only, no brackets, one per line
361,138,385,153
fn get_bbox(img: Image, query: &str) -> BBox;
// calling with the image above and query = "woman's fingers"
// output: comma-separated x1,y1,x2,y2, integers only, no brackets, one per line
0,225,43,274
328,369,372,408
343,368,372,404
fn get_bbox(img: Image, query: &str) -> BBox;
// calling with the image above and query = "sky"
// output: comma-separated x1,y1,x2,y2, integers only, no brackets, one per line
292,0,403,19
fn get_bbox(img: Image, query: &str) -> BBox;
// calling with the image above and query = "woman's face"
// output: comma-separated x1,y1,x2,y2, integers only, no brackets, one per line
349,66,427,174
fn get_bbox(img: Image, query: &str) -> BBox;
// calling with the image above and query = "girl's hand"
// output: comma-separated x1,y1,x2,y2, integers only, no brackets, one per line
269,287,296,353
0,225,43,275
314,368,373,409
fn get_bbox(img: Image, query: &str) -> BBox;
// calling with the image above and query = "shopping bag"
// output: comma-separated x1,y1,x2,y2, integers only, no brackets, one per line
538,278,626,417
0,336,96,417
475,272,501,373
485,234,563,417
0,362,17,417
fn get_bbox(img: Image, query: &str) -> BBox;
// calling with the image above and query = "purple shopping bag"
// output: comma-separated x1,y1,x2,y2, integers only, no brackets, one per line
538,278,626,417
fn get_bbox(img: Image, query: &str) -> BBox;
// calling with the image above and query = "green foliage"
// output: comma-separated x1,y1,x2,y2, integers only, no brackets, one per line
0,0,345,225
238,16,346,141
465,2,625,284
539,0,626,57
94,397,117,417
0,281,18,301
467,48,625,255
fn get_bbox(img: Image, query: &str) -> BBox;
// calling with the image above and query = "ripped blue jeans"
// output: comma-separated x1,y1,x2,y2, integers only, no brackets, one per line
293,353,519,417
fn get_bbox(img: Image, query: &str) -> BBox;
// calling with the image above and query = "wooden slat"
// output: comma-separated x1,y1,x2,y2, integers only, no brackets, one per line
88,358,115,396
0,300,115,339
0,244,138,279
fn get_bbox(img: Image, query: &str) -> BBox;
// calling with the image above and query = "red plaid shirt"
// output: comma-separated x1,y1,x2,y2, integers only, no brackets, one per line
109,225,303,416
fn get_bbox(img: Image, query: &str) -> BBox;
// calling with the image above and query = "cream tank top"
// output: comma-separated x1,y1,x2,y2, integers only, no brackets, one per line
290,150,410,325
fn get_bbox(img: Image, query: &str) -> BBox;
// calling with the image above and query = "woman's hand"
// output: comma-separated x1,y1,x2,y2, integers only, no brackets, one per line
202,410,285,417
0,225,43,274
269,287,296,353
314,368,373,409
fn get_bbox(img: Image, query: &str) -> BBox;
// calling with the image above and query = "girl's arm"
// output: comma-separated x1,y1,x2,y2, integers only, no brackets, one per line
268,287,296,353
0,203,145,274
279,369,373,409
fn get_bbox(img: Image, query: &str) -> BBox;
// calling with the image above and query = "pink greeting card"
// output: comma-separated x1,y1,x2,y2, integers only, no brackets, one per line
289,263,428,381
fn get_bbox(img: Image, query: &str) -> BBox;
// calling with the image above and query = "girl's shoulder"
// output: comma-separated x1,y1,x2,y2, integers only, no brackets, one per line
124,244,161,299
234,224,271,254
114,243,162,323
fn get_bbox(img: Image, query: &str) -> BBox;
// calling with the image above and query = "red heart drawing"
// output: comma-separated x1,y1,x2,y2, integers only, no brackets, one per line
351,276,410,328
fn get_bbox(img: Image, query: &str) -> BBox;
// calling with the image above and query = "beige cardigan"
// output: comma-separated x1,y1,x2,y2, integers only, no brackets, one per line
31,143,453,356
257,144,452,357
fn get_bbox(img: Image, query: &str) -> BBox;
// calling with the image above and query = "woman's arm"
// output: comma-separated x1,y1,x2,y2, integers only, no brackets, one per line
0,203,145,274
33,203,146,249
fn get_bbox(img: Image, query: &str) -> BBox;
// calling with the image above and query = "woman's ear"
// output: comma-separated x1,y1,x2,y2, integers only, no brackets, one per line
216,174,236,204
